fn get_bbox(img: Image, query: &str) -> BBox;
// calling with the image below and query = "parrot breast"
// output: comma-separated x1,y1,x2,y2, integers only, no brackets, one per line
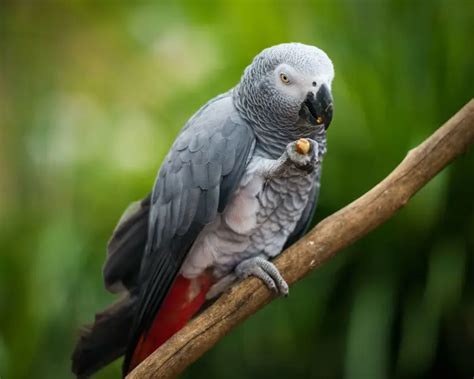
181,153,318,279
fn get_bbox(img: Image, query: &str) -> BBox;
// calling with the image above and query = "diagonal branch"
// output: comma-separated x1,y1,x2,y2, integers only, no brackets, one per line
127,99,474,379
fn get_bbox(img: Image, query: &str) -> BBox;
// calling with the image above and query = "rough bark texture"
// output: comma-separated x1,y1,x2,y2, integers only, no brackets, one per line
127,99,474,379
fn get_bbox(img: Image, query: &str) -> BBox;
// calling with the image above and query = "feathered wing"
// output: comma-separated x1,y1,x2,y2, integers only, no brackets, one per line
103,194,151,293
123,96,256,373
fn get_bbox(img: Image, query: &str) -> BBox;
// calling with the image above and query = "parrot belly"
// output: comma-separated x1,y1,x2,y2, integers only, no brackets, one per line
182,156,317,279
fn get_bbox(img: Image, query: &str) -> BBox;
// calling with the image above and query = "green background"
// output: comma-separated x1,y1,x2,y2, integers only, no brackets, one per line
1,1,473,378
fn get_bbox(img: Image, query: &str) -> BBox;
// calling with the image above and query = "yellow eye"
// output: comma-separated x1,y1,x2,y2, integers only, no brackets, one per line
280,73,289,83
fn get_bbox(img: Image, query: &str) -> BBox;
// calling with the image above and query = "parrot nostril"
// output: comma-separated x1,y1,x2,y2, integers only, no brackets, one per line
312,81,317,87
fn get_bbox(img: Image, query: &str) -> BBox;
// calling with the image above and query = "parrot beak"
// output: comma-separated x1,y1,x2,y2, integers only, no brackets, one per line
302,85,333,130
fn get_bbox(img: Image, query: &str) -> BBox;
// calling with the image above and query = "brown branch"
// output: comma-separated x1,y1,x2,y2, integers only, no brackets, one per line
127,99,474,379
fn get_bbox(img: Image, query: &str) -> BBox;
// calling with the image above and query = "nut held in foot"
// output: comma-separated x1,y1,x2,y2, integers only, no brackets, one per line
295,138,311,155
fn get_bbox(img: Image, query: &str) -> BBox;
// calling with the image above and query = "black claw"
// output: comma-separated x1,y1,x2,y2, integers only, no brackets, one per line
301,163,315,173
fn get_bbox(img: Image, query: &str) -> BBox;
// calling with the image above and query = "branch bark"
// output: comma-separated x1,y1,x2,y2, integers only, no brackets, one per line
127,99,474,379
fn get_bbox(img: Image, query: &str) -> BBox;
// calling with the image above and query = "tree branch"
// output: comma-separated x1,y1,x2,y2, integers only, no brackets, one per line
127,99,474,379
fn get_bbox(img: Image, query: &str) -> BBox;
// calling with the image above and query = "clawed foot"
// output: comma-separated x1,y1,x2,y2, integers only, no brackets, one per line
286,138,319,171
235,256,289,296
206,256,289,300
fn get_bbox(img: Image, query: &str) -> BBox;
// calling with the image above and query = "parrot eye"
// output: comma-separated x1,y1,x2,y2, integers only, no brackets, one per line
280,73,290,84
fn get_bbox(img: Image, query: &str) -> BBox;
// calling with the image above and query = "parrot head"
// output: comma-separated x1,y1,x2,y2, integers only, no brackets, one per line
236,43,334,133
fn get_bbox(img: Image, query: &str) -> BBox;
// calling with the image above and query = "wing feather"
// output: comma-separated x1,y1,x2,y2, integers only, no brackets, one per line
103,195,151,293
123,95,255,372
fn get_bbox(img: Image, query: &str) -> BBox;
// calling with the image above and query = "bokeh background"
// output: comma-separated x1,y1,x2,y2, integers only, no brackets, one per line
1,1,473,378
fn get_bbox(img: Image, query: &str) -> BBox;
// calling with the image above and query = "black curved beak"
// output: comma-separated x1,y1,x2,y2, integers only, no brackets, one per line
302,85,333,130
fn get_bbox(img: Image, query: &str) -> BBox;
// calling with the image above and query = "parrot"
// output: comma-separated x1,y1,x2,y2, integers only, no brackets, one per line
72,42,334,378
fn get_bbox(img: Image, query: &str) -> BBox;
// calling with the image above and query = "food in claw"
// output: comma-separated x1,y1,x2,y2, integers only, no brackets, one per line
296,138,311,155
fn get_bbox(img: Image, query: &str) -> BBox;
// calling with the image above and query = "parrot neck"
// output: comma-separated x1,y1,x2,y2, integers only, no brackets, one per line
232,87,327,159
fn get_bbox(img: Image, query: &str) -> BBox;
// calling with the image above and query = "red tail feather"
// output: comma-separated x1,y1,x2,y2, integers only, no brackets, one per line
129,273,212,371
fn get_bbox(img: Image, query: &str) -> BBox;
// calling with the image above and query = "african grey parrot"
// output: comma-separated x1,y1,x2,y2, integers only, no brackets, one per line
72,42,334,378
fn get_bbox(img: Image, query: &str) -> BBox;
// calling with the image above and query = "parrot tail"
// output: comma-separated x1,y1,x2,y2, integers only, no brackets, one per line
126,273,213,374
72,294,137,378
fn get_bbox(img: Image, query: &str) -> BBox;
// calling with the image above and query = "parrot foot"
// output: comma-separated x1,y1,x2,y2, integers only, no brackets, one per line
235,256,289,296
286,138,319,171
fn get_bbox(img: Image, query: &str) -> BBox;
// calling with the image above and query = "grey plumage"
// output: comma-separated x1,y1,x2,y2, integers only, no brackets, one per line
72,42,334,378
234,43,333,157
123,95,256,372
103,195,151,293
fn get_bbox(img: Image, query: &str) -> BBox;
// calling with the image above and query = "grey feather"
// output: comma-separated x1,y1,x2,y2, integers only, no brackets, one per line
103,195,151,293
283,183,319,249
75,43,334,378
178,187,200,234
123,93,256,374
191,163,210,190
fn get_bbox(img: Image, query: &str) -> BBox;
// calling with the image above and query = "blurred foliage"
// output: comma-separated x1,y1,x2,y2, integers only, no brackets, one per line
0,0,473,378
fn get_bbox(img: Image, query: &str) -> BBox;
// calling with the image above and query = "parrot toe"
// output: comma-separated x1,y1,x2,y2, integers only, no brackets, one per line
235,256,289,296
